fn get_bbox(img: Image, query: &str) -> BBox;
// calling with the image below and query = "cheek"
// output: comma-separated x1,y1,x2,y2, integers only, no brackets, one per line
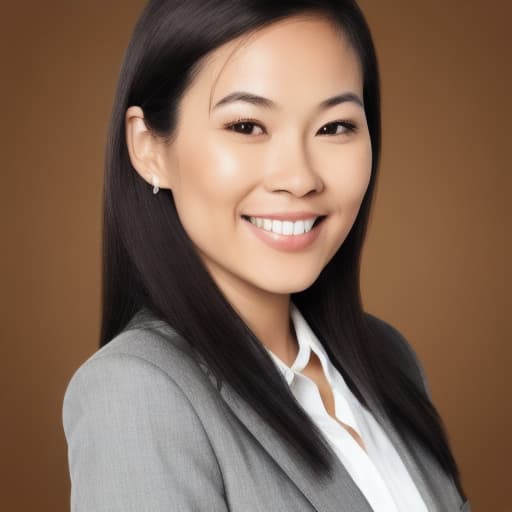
172,138,256,226
328,143,372,208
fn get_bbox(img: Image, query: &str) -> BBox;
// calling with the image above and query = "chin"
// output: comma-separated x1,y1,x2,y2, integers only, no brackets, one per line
253,270,322,295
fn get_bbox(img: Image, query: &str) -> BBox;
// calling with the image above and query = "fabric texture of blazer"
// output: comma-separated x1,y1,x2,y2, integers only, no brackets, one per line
62,308,471,512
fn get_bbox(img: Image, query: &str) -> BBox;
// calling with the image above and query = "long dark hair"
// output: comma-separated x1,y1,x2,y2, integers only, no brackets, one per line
100,0,466,500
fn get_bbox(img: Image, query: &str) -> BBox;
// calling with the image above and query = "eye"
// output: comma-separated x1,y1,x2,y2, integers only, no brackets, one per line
317,120,358,136
223,118,358,137
224,118,265,136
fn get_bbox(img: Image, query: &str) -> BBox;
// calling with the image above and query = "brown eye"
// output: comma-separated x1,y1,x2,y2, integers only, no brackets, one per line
224,118,265,135
317,121,357,136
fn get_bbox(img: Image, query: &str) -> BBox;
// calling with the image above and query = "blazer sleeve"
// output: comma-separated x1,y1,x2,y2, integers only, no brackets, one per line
62,353,228,512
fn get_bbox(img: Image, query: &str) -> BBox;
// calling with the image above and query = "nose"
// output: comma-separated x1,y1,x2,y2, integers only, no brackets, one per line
264,135,324,197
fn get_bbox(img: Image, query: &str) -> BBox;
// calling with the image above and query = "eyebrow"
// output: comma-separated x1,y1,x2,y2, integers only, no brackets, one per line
211,91,364,112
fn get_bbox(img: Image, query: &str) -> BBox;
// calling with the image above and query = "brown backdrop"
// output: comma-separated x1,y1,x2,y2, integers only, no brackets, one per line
3,1,510,510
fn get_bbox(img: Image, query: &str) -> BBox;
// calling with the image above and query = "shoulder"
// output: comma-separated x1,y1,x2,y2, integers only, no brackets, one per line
363,312,432,399
61,311,227,510
66,309,203,391
62,309,214,425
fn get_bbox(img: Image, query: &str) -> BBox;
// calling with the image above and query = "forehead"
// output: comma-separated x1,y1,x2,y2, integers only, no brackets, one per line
182,15,363,113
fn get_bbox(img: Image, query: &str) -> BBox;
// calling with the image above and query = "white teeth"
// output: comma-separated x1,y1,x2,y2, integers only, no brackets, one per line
293,220,305,235
282,221,293,235
247,216,319,235
304,219,316,232
272,220,282,233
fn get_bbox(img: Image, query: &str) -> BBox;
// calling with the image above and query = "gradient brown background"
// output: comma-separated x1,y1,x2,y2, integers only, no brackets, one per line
3,1,510,510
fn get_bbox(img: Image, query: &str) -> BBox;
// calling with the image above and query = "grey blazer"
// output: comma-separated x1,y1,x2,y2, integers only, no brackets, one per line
62,309,471,512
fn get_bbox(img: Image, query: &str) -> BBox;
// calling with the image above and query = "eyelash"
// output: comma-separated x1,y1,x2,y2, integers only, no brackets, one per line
223,117,358,137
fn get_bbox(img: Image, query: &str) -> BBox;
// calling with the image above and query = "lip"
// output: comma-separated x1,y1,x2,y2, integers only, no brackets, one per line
241,211,325,221
242,215,326,252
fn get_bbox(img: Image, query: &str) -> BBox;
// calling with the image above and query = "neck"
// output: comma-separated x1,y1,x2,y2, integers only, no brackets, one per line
205,265,298,365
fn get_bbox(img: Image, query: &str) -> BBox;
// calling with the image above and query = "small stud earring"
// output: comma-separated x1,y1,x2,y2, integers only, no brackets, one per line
152,174,159,194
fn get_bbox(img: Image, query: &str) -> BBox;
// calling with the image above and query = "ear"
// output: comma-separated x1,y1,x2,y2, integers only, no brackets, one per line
125,106,173,190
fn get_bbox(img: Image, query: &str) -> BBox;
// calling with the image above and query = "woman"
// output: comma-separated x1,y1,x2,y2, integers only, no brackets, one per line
62,1,470,510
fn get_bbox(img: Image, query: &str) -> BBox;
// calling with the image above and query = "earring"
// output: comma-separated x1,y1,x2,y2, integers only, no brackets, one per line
152,174,159,194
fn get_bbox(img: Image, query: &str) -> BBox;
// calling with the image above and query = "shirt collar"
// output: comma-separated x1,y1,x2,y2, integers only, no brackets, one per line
266,302,332,385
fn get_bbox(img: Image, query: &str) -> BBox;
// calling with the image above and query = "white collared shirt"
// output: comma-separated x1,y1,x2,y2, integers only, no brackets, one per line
265,302,429,512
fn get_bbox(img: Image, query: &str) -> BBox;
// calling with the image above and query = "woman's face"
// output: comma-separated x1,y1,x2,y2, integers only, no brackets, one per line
159,16,372,299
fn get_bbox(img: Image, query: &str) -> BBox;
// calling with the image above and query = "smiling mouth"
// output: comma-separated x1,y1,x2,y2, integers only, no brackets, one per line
242,215,327,236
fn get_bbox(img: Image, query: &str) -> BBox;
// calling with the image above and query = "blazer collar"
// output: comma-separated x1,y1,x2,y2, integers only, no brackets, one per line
217,370,450,512
127,310,459,512
216,372,374,512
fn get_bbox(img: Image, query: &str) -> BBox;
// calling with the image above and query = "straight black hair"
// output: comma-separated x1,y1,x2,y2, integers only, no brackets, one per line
100,0,466,500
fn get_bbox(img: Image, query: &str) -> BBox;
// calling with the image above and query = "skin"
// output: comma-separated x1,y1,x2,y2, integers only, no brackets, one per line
125,15,372,406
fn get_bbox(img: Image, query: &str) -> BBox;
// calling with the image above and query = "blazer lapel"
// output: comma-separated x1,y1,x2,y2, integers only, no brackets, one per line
207,360,468,512
127,313,368,511
215,374,373,512
128,312,458,512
